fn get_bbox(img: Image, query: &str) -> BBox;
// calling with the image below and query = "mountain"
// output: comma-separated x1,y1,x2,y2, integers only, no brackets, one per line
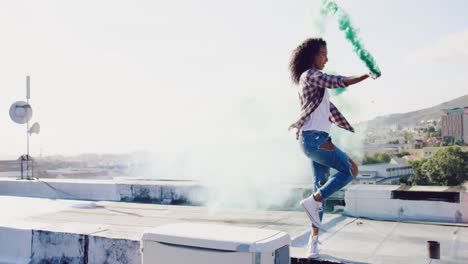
360,94,468,129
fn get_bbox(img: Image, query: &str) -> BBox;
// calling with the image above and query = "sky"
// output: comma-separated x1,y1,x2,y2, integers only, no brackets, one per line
1,0,468,161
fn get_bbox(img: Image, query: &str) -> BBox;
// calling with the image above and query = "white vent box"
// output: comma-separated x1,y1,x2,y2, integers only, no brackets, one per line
141,223,290,264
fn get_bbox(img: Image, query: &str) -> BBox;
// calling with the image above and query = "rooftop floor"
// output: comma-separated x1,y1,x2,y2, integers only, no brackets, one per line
1,195,467,263
0,195,310,241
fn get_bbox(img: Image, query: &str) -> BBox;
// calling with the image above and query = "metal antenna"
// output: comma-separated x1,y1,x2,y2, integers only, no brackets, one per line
9,76,39,180
26,76,30,164
26,76,31,179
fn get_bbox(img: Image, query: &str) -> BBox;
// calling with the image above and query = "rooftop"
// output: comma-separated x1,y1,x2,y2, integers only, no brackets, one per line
349,183,468,193
359,163,412,171
1,195,467,263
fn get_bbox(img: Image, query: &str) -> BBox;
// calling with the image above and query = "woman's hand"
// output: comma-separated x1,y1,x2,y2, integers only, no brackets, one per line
369,72,381,79
343,72,380,86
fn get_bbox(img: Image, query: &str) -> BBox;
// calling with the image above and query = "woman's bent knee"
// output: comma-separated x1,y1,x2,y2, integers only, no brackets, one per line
349,158,359,176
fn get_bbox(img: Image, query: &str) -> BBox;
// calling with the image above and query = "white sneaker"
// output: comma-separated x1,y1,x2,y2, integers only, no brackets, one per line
306,234,320,259
300,195,322,228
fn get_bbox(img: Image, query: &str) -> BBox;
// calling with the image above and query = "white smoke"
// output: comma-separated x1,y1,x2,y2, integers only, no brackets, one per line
130,95,314,210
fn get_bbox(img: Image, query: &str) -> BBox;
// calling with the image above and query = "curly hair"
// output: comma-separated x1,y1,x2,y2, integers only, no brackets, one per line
289,38,326,84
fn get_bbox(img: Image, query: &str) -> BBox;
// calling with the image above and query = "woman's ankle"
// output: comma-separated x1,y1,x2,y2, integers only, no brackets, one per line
313,193,323,202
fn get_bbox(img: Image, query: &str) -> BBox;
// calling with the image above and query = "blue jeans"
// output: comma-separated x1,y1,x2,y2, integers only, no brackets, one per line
300,130,354,226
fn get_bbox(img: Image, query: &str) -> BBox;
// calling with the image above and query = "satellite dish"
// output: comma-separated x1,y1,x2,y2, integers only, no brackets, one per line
9,101,33,124
30,122,40,134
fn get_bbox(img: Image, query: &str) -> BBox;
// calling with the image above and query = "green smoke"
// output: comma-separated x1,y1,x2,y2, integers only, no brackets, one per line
330,87,346,96
321,0,381,76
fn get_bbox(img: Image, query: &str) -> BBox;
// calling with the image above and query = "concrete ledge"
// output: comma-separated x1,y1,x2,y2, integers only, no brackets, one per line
0,178,202,204
0,227,31,264
0,228,141,264
31,230,87,264
88,236,140,264
345,184,468,223
0,178,312,210
0,179,120,201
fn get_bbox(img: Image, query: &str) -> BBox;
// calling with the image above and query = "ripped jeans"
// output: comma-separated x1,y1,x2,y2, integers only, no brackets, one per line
300,130,354,226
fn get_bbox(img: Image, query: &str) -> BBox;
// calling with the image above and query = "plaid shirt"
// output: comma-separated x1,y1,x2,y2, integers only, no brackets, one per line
289,68,355,139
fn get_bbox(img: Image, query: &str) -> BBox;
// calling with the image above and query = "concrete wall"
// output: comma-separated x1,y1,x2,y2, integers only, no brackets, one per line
30,230,86,264
88,236,140,264
0,179,312,210
345,185,467,223
461,191,468,223
0,178,198,205
0,179,120,201
0,228,141,264
0,227,31,264
118,183,200,205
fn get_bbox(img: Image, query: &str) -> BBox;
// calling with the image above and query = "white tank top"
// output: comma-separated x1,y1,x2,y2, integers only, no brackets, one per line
301,89,332,133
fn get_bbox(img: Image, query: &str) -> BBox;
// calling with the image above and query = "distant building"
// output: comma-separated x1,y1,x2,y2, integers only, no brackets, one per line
426,136,442,146
414,139,425,148
356,163,413,185
440,107,468,143
412,146,468,159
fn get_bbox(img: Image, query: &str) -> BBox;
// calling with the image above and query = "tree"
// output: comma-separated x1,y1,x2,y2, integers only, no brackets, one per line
409,159,431,185
409,146,468,186
362,152,391,165
430,129,441,138
399,174,408,185
403,131,413,144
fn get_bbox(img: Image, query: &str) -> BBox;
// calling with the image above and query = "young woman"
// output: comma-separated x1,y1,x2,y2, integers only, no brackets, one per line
289,38,378,258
